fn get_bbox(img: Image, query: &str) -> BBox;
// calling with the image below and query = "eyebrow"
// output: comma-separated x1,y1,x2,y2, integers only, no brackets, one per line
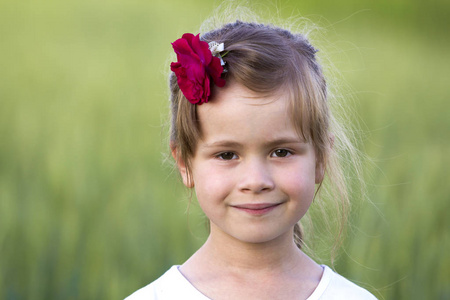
203,137,306,149
203,140,242,149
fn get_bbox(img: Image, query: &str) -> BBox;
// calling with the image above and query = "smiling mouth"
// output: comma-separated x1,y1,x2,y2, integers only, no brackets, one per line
231,203,282,215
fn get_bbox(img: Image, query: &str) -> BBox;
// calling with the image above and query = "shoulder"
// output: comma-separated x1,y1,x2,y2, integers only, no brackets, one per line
308,265,377,300
124,265,210,300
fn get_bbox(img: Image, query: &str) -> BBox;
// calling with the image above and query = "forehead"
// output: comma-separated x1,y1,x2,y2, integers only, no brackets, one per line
200,82,289,116
206,81,291,111
196,82,299,143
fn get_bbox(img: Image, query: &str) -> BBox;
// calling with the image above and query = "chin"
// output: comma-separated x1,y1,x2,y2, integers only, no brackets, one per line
231,229,291,245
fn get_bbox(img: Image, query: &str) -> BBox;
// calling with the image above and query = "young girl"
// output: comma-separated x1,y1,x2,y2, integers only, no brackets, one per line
126,20,377,299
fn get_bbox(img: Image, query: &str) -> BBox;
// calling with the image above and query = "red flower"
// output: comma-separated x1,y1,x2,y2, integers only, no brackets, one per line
170,33,225,104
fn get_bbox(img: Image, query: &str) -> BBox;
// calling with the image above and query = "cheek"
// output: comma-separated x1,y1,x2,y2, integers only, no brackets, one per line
281,164,317,200
283,177,316,223
193,173,232,224
192,164,232,204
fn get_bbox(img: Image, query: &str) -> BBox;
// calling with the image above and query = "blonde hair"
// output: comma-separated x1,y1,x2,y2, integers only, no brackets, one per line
169,13,364,260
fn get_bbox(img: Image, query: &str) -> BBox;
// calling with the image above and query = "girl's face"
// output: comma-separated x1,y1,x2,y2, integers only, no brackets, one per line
178,82,322,245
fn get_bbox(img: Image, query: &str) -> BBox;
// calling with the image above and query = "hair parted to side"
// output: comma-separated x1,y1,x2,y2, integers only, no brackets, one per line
169,7,364,262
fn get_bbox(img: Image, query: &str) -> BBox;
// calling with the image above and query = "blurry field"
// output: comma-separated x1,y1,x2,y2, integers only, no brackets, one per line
1,0,449,299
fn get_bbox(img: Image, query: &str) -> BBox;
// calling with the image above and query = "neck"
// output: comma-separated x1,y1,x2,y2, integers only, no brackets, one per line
184,223,314,276
179,223,323,299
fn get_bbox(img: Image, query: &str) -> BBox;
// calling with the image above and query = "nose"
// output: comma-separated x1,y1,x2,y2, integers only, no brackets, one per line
237,157,275,194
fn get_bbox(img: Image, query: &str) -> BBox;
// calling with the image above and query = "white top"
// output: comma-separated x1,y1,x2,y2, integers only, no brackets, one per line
125,265,377,300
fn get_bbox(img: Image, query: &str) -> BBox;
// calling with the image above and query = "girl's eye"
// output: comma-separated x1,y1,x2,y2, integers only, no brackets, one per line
217,152,237,160
272,149,291,158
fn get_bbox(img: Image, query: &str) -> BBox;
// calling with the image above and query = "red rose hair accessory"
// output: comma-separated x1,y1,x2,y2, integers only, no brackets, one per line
170,33,226,105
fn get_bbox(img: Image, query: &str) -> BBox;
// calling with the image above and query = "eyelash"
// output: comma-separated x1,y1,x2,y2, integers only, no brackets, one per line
215,149,292,160
271,149,292,158
216,152,238,160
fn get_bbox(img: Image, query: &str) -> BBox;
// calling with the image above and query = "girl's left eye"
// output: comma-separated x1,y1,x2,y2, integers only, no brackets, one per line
217,152,237,160
271,149,291,157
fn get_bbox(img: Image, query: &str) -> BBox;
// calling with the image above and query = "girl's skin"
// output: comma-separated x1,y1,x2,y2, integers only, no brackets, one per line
172,81,324,299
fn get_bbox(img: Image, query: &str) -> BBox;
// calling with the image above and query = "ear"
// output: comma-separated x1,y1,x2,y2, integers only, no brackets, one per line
170,143,194,188
315,160,325,184
315,134,334,184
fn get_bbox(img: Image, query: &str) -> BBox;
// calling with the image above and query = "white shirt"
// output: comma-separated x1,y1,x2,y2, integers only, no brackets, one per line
125,265,377,299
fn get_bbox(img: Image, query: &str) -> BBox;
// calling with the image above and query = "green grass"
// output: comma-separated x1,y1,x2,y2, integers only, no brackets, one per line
1,0,449,299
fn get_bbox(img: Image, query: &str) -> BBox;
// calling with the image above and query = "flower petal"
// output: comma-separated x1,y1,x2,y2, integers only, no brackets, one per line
170,33,226,104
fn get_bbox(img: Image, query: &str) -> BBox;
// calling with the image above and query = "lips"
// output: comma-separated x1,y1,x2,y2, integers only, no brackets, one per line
233,203,279,209
231,202,282,215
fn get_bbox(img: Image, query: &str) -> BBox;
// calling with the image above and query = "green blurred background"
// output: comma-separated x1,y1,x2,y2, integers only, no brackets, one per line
1,0,449,299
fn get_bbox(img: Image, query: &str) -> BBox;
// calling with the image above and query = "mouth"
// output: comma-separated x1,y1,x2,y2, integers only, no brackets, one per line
231,202,282,215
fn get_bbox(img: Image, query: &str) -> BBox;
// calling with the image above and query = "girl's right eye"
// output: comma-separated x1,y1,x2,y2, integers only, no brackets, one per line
217,152,237,160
